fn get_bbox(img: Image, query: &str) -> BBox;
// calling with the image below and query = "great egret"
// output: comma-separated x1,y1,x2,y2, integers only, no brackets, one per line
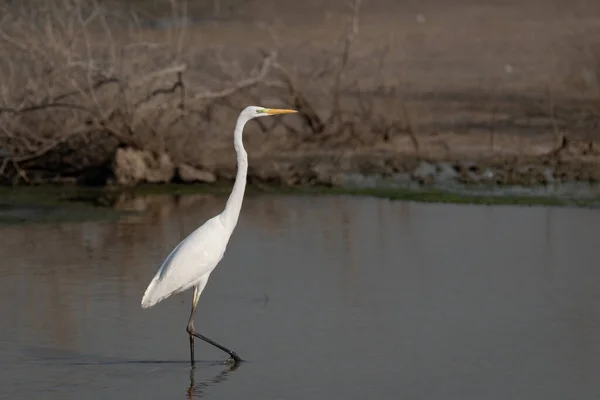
141,106,297,365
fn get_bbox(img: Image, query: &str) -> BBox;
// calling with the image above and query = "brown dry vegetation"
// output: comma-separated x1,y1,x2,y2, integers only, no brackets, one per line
0,0,600,186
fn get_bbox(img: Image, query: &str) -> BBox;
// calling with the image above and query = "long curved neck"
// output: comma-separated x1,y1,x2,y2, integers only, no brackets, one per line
220,114,249,232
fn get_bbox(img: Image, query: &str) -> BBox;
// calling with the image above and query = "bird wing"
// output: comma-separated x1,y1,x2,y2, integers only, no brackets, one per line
141,215,229,308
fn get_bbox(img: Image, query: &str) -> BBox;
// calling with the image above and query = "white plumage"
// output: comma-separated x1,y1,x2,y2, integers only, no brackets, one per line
141,216,227,308
140,106,297,365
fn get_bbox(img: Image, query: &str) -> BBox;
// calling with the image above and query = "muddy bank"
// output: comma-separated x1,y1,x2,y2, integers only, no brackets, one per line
249,151,600,188
2,141,599,190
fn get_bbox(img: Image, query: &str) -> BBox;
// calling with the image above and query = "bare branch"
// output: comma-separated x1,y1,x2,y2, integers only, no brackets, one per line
191,53,276,101
329,0,361,125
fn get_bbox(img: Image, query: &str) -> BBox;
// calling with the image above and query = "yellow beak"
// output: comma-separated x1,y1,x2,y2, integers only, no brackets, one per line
264,108,297,115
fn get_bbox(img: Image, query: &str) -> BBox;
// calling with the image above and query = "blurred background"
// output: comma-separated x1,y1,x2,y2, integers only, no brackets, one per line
0,0,599,188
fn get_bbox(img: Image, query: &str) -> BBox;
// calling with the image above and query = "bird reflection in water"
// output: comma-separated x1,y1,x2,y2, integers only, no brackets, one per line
186,362,240,399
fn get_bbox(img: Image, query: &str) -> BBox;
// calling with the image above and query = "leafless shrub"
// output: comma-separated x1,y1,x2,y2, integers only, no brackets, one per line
0,0,418,185
0,0,275,182
261,0,416,151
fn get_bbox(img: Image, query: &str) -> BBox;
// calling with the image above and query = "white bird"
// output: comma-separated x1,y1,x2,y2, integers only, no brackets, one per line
141,106,297,365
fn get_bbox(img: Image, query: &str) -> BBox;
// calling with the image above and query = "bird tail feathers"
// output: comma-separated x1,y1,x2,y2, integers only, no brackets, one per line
141,277,172,308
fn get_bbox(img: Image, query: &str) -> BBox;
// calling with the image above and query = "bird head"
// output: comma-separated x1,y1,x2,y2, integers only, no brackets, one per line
242,106,297,120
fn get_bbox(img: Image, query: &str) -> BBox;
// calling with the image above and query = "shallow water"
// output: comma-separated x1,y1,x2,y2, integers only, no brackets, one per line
1,193,600,399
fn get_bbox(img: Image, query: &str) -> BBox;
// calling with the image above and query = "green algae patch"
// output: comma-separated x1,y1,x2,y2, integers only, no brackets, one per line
0,183,236,225
1,180,598,226
255,184,600,208
0,186,134,225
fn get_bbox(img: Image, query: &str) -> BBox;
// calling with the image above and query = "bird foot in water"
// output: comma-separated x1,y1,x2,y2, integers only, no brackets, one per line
225,353,243,365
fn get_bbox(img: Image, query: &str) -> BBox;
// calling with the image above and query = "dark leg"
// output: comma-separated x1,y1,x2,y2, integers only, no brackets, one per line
189,333,195,366
187,285,242,365
188,286,199,366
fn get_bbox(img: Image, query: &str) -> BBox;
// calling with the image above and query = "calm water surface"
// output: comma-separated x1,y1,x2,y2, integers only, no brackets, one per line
1,193,600,399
